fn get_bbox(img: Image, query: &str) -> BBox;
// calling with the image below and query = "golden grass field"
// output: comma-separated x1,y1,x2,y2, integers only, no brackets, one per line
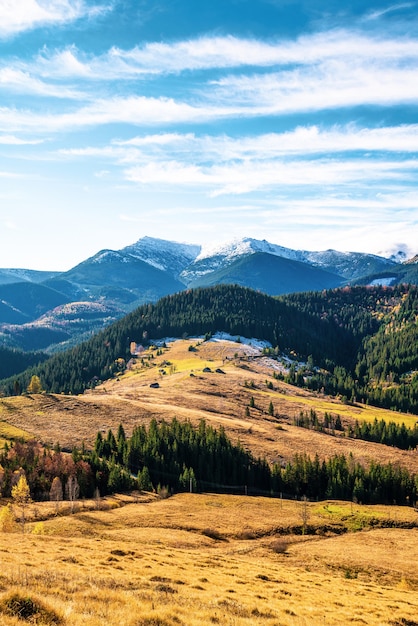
1,339,417,472
0,339,418,625
0,493,417,625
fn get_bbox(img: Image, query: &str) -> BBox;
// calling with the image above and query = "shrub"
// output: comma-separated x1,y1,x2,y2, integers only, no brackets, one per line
271,538,289,554
0,591,62,624
32,522,46,535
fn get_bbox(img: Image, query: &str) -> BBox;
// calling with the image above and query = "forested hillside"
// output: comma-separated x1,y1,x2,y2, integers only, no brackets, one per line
0,347,48,380
279,285,418,412
1,284,417,414
0,285,358,396
1,419,416,505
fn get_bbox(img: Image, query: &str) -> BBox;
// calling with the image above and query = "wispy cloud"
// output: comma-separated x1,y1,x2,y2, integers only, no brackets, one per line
0,27,416,131
211,60,418,114
0,134,43,144
0,97,234,133
58,125,418,198
1,218,18,230
0,0,108,38
113,125,418,159
0,171,22,178
0,68,83,99
365,3,415,21
27,30,418,79
123,157,418,196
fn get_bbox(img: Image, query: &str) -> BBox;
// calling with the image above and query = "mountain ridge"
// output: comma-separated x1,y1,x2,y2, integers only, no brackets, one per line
0,236,417,353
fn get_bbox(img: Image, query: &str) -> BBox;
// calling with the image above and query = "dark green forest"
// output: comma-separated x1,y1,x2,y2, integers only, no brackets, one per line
279,285,418,412
1,283,417,414
294,409,418,450
1,419,417,507
0,347,48,381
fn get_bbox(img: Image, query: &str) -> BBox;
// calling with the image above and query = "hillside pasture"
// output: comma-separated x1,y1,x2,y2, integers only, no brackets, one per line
0,493,417,625
1,340,417,477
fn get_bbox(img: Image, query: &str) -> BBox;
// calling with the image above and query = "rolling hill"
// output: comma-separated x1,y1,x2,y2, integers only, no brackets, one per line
1,283,417,417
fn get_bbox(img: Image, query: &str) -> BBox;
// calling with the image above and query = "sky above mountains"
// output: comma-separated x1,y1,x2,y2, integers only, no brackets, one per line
0,0,417,270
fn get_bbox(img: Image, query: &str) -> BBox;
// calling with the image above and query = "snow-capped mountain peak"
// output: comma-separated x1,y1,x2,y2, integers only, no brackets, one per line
121,236,201,278
196,237,300,263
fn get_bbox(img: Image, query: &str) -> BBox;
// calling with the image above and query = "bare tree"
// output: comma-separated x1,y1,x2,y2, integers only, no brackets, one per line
66,476,80,514
298,496,310,535
49,477,63,515
94,487,101,510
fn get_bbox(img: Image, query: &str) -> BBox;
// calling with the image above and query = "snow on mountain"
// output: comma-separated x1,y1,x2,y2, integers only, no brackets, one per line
301,249,395,280
196,237,301,263
90,250,134,264
368,277,398,287
181,237,303,282
181,237,394,282
121,236,201,279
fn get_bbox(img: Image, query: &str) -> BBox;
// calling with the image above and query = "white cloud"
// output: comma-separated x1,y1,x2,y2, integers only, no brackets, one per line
0,134,43,144
124,157,418,196
211,59,418,114
35,47,94,78
8,28,418,81
113,125,418,160
54,31,418,77
1,218,18,230
0,96,231,133
0,0,107,38
0,171,22,178
365,3,414,21
0,67,82,98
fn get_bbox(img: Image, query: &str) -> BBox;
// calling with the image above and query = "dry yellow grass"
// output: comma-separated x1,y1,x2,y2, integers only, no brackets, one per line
0,332,417,625
1,340,417,475
0,493,417,625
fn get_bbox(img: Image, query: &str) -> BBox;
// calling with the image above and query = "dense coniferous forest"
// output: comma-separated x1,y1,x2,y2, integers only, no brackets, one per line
0,347,48,380
1,419,417,506
294,410,418,450
280,285,418,412
0,283,417,415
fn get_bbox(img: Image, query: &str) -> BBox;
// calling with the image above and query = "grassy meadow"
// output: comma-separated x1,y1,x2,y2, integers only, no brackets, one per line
2,339,417,472
0,338,417,624
0,493,417,625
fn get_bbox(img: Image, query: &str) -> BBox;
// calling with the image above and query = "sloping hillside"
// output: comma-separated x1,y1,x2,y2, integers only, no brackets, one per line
189,251,343,294
2,338,417,478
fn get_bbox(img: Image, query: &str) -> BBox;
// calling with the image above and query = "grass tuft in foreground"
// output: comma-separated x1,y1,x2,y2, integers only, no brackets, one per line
0,590,63,624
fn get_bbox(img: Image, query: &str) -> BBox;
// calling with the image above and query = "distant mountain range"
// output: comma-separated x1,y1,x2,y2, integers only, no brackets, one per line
0,236,416,353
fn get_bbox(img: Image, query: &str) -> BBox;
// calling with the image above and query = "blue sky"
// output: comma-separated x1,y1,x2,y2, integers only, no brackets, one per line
0,0,417,270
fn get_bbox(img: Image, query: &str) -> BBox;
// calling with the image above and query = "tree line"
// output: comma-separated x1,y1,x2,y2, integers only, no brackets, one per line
279,285,418,413
1,419,417,507
294,409,418,450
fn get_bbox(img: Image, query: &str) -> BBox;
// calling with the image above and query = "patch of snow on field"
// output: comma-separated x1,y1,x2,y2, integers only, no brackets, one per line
152,333,272,352
210,332,271,351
